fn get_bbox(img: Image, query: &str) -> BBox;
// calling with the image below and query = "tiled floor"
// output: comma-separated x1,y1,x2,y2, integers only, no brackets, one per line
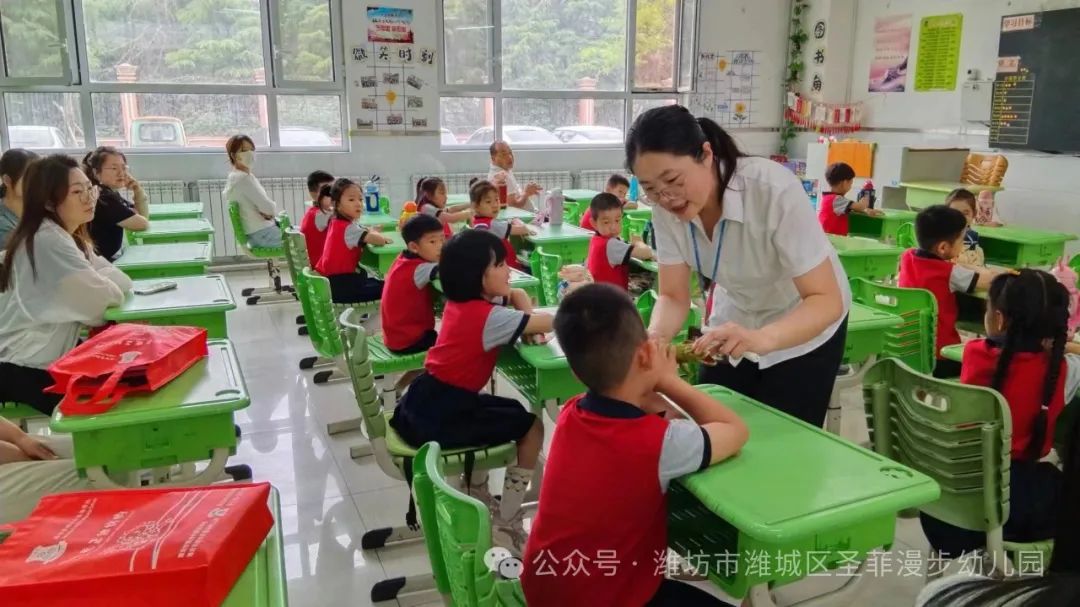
218,268,936,607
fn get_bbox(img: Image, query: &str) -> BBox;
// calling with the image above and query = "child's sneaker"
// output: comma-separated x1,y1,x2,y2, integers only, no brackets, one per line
491,510,528,555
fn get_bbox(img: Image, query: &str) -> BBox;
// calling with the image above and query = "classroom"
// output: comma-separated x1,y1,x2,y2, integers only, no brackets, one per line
0,0,1078,605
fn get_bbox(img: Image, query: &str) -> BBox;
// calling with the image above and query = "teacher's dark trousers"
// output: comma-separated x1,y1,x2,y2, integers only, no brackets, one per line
698,317,847,427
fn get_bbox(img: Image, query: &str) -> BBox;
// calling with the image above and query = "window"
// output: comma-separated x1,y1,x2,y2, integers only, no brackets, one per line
0,0,345,151
440,0,696,148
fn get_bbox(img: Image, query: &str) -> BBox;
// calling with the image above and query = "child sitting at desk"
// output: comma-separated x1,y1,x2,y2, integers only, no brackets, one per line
816,161,881,236
468,178,530,271
898,205,996,379
919,269,1078,560
381,214,444,355
306,170,334,206
416,176,471,238
585,193,654,291
945,188,986,267
299,184,333,267
390,229,552,554
314,177,392,304
579,173,631,231
522,283,746,606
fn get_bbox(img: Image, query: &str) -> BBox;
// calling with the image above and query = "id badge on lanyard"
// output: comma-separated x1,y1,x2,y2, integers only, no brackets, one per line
690,220,726,315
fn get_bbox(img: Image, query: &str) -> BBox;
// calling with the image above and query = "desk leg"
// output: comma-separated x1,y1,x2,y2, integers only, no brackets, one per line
824,356,876,436
83,447,231,489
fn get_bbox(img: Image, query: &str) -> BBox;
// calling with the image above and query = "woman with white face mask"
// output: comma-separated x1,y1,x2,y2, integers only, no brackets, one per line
223,134,283,248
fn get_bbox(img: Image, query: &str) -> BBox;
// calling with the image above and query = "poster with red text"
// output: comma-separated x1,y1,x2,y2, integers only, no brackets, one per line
367,6,414,43
869,14,912,92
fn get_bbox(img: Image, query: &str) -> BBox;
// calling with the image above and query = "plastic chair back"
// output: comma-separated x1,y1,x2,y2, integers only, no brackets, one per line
850,278,938,374
412,443,452,599
962,154,1008,187
625,216,648,241
301,267,344,359
896,222,916,249
379,196,390,215
228,201,251,249
281,227,307,286
863,358,1011,535
637,289,658,326
535,247,562,306
338,308,388,442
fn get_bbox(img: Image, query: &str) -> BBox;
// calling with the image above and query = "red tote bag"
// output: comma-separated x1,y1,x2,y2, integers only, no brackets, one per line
47,324,208,415
0,483,273,607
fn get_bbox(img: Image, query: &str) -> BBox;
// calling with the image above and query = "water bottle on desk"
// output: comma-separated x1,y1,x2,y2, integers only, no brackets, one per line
547,189,564,227
858,180,876,209
628,175,640,203
364,176,381,214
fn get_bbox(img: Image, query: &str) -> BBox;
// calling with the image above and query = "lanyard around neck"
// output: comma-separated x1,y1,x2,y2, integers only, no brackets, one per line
690,219,726,288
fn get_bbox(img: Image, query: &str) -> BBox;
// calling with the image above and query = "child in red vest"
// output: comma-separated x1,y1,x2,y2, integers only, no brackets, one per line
579,173,632,231
585,193,653,290
415,176,471,238
299,184,333,267
945,188,986,267
898,205,996,378
381,214,444,355
468,178,530,271
523,284,747,607
919,269,1079,559
816,162,880,236
314,178,392,303
390,229,553,553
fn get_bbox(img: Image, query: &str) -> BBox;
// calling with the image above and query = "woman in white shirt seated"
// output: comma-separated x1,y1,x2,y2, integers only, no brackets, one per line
223,134,283,248
0,154,133,415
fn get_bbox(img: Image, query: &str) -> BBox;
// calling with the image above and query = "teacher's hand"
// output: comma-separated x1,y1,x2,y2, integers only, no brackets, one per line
693,322,778,360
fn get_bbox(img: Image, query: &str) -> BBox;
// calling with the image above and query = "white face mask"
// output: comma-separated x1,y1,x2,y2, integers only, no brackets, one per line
236,150,255,169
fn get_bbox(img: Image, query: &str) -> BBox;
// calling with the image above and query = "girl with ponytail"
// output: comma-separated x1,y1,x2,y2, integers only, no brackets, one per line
415,176,471,238
0,148,39,246
625,105,850,425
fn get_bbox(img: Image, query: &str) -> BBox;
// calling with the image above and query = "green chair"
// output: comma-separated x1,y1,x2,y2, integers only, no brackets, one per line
280,225,309,335
625,215,649,242
850,278,938,374
284,230,338,376
896,222,916,250
534,247,562,306
227,201,295,306
336,309,518,604
414,442,527,607
863,358,1053,575
1068,254,1080,287
299,268,360,434
380,195,391,216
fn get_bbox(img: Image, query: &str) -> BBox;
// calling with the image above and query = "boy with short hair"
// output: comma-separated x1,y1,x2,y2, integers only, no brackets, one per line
306,170,334,204
522,284,747,607
898,205,997,378
580,173,632,231
585,193,653,290
381,214,445,355
817,162,880,235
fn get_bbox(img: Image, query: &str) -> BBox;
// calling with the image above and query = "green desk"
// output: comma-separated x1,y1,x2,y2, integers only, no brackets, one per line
105,274,236,338
496,308,584,419
828,234,903,282
561,189,600,202
624,205,653,220
900,181,1003,211
825,303,904,434
447,193,469,205
359,231,406,277
358,212,399,231
668,385,939,601
520,223,592,275
433,268,541,305
134,218,215,245
940,343,964,362
147,202,204,219
498,207,535,222
113,242,212,280
224,488,288,607
847,209,917,243
50,339,250,488
976,225,1077,267
955,290,988,335
633,258,659,274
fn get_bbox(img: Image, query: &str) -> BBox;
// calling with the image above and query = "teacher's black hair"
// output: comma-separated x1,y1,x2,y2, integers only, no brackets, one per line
438,228,506,302
625,105,746,204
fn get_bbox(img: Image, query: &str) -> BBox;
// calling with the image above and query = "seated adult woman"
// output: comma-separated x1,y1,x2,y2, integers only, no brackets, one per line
223,134,282,248
83,146,149,261
0,155,133,415
0,148,39,246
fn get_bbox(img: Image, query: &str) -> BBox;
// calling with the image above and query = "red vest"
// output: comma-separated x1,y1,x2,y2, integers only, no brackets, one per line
961,339,1066,459
425,299,504,391
299,206,330,267
587,234,630,290
579,211,594,231
315,217,363,276
418,199,453,238
522,394,669,606
470,215,522,271
380,253,437,351
898,250,960,357
817,192,849,236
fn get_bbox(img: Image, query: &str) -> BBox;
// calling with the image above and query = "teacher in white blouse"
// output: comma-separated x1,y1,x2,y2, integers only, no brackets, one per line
626,105,850,426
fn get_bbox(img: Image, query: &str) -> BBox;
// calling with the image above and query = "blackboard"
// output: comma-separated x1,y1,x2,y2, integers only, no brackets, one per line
989,8,1080,153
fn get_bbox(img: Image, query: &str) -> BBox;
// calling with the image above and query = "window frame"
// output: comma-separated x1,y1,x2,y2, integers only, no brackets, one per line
438,0,697,151
0,0,79,86
0,0,348,153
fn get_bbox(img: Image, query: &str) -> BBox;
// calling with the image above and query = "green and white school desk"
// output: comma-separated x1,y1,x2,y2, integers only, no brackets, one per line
113,242,212,280
493,306,583,419
132,218,215,244
358,231,406,277
561,189,600,203
847,209,918,244
632,258,659,274
447,193,469,205
824,303,904,434
976,225,1078,267
147,202,204,220
668,385,940,605
900,181,1003,210
498,207,535,222
358,212,399,231
50,339,250,489
828,234,903,282
223,488,288,607
105,274,237,338
519,223,592,274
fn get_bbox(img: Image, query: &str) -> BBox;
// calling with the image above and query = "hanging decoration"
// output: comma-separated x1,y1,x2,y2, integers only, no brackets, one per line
778,0,810,156
785,92,864,134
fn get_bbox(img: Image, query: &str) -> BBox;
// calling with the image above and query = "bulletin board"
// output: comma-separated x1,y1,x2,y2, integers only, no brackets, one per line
686,50,762,128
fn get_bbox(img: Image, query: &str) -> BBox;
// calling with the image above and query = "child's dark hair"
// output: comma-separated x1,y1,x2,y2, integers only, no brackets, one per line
439,228,506,302
0,148,38,198
468,177,497,204
416,176,445,209
914,205,967,252
307,170,334,194
555,284,647,393
589,192,623,221
317,184,332,202
330,177,358,220
402,214,444,244
824,162,855,187
606,174,630,190
987,269,1069,461
945,188,977,213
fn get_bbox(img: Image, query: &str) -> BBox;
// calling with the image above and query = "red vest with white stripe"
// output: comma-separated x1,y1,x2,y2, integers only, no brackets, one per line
586,234,630,290
817,192,849,236
299,206,329,267
898,249,959,357
380,253,436,351
424,299,502,391
315,217,363,276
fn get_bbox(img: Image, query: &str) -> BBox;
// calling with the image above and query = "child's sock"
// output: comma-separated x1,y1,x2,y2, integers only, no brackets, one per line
498,466,533,521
